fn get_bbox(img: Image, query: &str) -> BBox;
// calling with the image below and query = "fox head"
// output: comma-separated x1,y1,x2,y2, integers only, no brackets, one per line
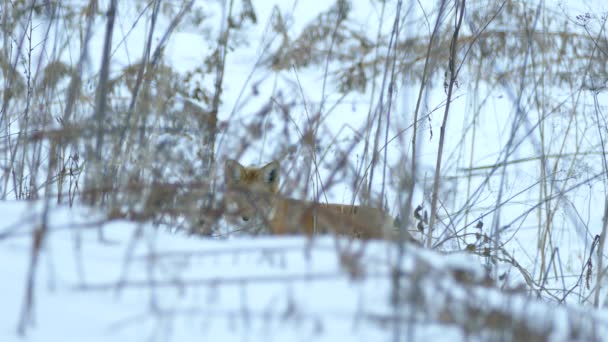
223,159,280,232
224,159,280,193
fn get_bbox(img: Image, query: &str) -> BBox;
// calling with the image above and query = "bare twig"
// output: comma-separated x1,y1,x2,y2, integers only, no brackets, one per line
427,0,466,248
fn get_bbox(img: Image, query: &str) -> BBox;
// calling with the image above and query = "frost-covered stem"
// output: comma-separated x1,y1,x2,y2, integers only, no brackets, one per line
592,94,608,308
595,200,608,308
365,0,403,207
61,2,95,126
205,0,236,171
382,3,404,342
16,140,59,336
87,0,117,205
427,0,465,248
116,0,160,151
355,1,385,204
409,0,446,246
18,19,34,199
16,226,44,336
16,9,40,331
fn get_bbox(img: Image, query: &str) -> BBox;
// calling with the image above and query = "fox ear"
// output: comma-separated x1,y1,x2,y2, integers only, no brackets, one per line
225,159,244,184
261,160,280,191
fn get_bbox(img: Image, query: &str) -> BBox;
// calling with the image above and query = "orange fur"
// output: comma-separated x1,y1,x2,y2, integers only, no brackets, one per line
224,159,413,241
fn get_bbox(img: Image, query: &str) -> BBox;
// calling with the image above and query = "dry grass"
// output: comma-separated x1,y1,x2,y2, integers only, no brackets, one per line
2,0,608,339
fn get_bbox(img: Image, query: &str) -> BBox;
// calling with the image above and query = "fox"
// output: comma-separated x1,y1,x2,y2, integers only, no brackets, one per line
223,159,416,241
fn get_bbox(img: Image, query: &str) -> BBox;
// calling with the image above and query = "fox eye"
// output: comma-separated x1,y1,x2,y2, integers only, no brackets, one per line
242,216,249,222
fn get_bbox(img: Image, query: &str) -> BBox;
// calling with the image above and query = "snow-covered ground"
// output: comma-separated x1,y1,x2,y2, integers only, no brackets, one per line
2,201,608,341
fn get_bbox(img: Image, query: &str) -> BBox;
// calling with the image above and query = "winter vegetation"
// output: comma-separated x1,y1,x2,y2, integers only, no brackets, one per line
1,0,608,341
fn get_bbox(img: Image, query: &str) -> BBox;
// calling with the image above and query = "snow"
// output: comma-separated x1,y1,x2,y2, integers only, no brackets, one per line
2,201,608,341
0,202,406,341
2,0,608,341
